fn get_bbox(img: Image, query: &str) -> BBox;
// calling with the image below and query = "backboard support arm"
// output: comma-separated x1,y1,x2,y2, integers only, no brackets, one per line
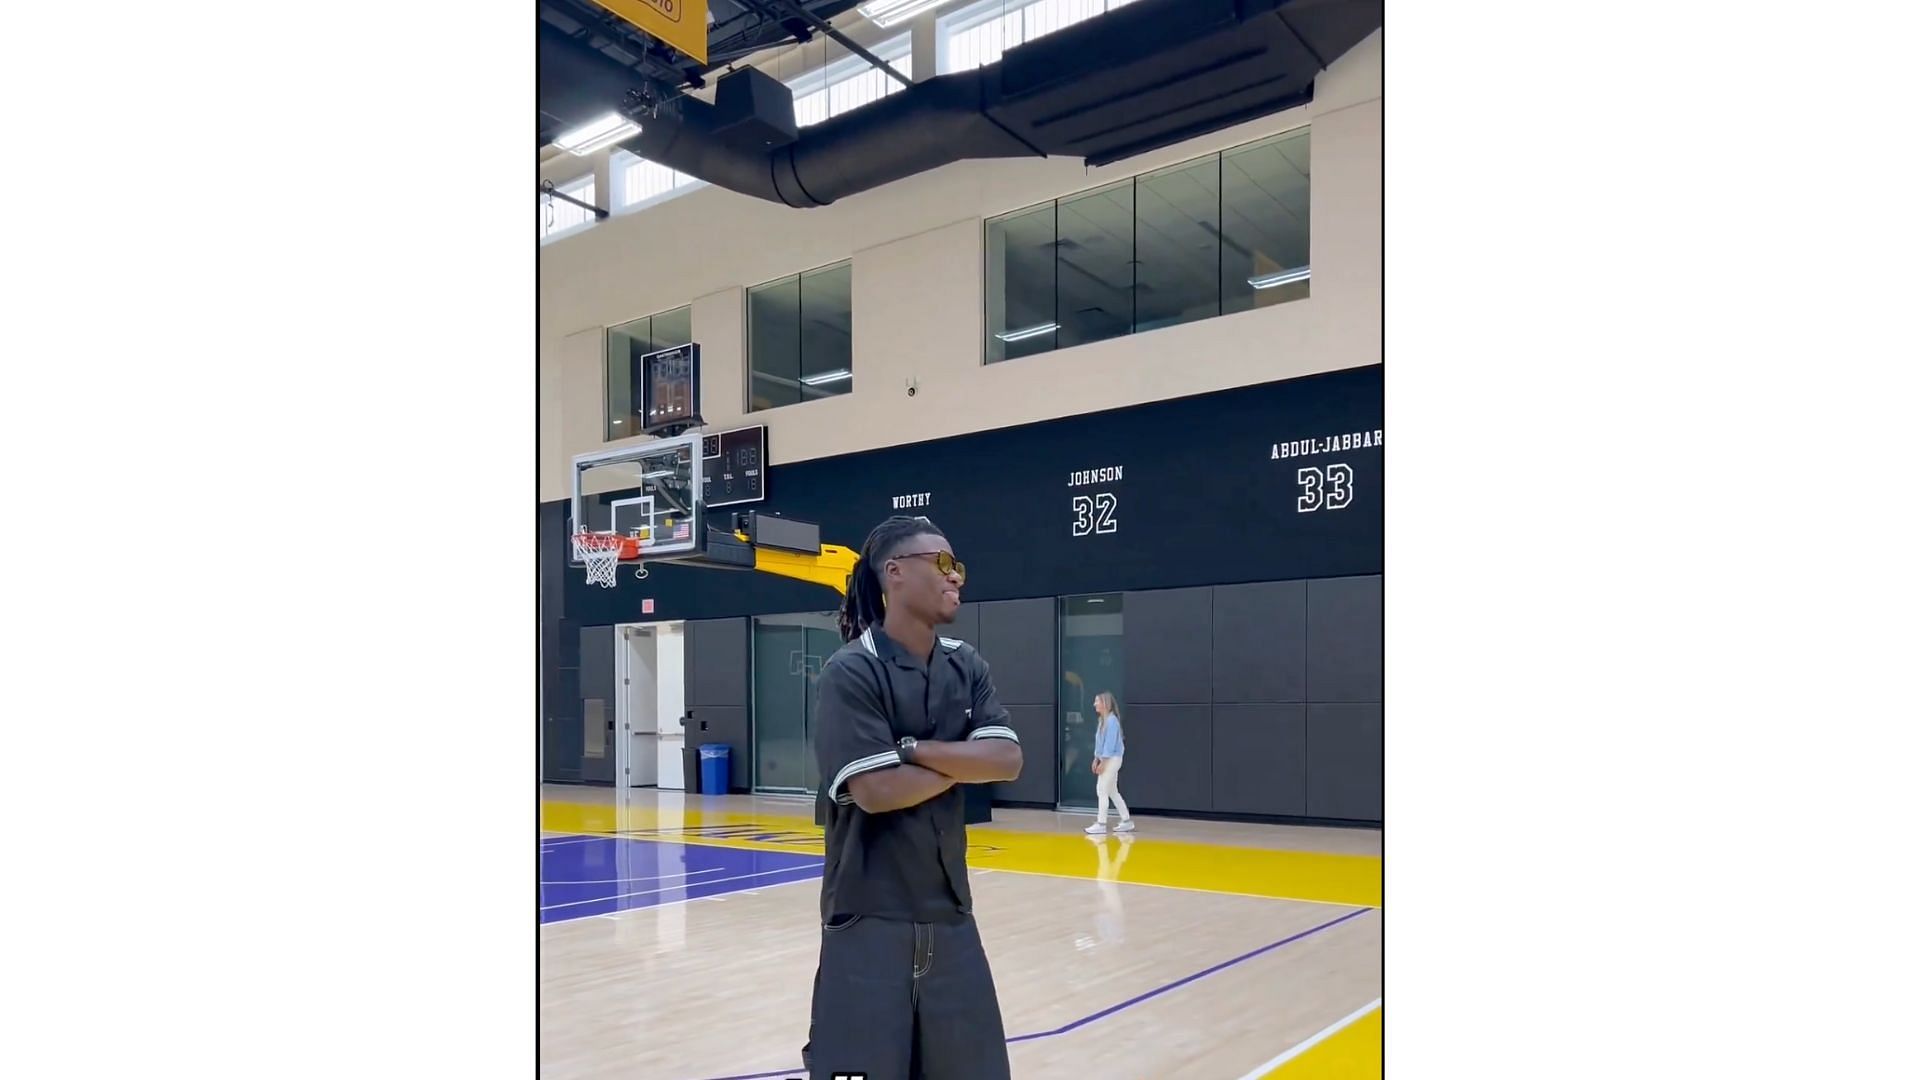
684,519,857,595
747,541,859,596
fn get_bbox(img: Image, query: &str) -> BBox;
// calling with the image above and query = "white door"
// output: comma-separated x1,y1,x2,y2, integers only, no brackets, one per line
618,626,661,787
654,624,687,789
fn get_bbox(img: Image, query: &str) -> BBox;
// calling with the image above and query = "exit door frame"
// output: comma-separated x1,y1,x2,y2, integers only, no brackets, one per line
615,620,689,789
614,625,655,789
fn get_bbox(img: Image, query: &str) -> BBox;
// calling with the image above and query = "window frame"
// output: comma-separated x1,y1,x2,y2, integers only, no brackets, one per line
603,304,694,442
787,34,913,128
979,121,1312,365
540,172,598,243
745,259,856,414
938,0,1140,74
608,149,707,216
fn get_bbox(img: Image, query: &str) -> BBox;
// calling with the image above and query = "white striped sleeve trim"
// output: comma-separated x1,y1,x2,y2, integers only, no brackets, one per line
827,750,902,805
967,725,1020,743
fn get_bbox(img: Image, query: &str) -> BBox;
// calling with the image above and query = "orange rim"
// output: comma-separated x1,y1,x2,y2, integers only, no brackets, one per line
573,533,643,560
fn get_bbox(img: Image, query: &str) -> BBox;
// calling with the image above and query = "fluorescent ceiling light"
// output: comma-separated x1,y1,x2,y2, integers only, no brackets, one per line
994,322,1058,343
857,0,961,28
800,369,854,386
555,112,642,156
1247,265,1312,289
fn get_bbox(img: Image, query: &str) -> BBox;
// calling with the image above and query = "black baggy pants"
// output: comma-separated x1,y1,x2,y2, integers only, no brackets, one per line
800,914,1011,1080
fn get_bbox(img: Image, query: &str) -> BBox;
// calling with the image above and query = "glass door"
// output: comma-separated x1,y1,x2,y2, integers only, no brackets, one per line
1058,594,1124,810
751,612,839,794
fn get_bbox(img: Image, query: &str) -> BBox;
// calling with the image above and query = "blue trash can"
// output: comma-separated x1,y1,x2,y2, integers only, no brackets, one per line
698,743,731,795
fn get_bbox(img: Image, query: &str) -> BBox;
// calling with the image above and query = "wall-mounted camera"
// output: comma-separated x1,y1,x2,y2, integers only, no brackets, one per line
906,377,918,398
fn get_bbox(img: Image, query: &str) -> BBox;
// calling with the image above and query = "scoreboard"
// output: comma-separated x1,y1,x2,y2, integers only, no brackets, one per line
636,343,704,435
702,425,767,508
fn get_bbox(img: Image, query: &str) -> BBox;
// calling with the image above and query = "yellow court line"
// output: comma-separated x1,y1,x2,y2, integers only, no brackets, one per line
966,827,1380,908
542,799,1381,908
1262,1003,1382,1079
969,864,1363,909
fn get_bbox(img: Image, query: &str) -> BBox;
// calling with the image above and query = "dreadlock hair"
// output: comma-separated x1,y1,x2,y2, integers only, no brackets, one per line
839,515,947,642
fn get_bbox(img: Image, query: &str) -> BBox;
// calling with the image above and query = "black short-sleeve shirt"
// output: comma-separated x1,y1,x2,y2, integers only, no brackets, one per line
813,625,1020,924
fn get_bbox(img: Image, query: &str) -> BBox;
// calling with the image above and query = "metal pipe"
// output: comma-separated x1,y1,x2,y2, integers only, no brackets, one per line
540,180,610,219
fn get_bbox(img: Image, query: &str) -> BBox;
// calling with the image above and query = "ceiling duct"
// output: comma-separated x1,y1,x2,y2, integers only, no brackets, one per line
555,0,1381,208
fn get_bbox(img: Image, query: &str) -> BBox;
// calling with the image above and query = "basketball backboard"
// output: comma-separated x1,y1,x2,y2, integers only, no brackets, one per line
570,435,705,562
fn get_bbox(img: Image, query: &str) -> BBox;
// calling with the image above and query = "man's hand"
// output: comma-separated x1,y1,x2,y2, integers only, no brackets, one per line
912,738,1023,784
846,763,955,813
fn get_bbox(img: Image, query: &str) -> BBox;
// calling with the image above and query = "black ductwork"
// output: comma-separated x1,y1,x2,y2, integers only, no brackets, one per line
546,0,1381,208
539,21,655,135
633,67,1039,207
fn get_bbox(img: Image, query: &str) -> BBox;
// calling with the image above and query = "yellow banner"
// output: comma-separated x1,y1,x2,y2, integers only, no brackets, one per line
591,0,708,65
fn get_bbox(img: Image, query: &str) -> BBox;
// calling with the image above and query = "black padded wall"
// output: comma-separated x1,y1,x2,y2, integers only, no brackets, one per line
1305,576,1382,819
541,501,583,783
972,598,1056,805
1209,581,1308,816
544,627,584,784
976,599,1054,706
685,617,751,792
1212,704,1308,816
1212,580,1307,704
1103,577,1379,822
1120,703,1214,813
1306,703,1382,820
1120,588,1214,812
1307,575,1383,702
578,626,617,785
1122,587,1213,707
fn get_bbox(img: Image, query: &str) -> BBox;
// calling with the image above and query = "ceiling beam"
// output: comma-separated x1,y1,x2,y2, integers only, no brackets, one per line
744,0,913,88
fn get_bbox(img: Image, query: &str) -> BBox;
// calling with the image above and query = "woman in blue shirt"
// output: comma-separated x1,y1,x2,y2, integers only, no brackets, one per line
1086,692,1135,834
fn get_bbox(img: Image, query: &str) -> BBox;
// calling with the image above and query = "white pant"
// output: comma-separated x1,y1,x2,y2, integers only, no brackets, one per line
1096,757,1130,823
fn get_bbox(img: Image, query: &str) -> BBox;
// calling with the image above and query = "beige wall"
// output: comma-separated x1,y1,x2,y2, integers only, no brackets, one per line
540,31,1382,501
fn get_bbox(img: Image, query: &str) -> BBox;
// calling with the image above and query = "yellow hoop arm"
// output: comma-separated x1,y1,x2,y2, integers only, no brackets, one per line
737,533,860,597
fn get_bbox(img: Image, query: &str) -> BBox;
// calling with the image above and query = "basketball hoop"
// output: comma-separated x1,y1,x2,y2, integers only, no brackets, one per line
571,532,644,588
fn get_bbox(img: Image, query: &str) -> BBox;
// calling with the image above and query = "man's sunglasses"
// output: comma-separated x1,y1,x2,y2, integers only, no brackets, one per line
889,550,966,584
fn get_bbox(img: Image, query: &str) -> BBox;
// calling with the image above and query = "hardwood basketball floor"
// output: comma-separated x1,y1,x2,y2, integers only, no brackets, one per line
539,788,1381,1079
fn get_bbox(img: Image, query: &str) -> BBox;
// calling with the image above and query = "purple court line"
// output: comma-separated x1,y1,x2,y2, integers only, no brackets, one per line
695,905,1374,1080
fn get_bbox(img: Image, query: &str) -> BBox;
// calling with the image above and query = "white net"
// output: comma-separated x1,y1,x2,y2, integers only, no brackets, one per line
572,533,627,588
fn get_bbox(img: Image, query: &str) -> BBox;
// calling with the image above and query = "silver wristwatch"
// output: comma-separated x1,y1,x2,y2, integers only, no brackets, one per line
897,736,918,764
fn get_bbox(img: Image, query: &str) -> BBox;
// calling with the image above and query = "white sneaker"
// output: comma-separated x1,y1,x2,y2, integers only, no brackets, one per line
1114,820,1136,832
1084,822,1108,834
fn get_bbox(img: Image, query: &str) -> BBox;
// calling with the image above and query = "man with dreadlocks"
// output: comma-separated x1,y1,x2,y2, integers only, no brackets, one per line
801,515,1023,1080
